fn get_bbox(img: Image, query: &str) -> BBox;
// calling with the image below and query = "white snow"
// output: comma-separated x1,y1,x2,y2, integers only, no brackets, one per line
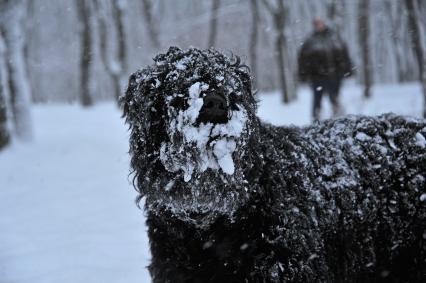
0,103,150,283
240,243,249,250
0,82,424,282
164,180,175,191
355,132,371,141
258,80,424,126
160,82,247,181
213,139,237,175
415,132,426,148
175,58,190,71
185,82,208,123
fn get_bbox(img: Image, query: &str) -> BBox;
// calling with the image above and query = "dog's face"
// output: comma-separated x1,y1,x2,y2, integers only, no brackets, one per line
122,47,259,221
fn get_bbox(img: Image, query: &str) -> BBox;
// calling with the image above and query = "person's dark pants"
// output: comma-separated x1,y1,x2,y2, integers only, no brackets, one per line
311,78,342,120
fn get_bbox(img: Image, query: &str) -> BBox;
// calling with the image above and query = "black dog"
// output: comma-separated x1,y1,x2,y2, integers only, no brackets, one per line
121,47,426,282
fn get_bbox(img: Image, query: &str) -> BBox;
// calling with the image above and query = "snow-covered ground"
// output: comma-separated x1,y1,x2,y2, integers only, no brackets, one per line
0,82,424,283
259,81,423,126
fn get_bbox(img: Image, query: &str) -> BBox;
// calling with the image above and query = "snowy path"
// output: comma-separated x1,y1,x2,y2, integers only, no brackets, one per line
0,83,423,282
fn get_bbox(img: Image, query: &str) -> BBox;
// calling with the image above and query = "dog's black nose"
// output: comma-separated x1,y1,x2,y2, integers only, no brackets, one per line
197,93,228,124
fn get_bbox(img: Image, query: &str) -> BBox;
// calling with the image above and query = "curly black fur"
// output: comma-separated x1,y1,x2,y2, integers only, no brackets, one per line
121,47,426,282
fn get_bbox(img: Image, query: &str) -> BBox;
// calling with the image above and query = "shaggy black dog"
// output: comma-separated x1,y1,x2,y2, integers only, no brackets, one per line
121,47,426,282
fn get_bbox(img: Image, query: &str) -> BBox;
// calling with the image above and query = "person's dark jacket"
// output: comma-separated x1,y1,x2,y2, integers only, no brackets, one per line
298,28,353,82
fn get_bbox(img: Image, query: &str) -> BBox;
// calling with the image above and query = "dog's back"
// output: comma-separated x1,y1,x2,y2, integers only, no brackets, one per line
309,114,426,282
256,113,426,282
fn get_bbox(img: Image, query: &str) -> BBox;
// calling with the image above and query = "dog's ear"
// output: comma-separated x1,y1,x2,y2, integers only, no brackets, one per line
121,69,170,202
121,68,162,125
120,72,138,122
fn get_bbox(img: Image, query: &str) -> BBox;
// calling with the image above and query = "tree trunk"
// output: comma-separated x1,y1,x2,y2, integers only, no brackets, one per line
141,0,160,48
0,0,33,140
276,28,289,103
76,0,93,107
262,0,295,103
0,47,10,149
275,0,294,103
327,0,343,33
417,0,426,28
93,0,127,103
23,0,34,102
405,0,426,118
207,0,220,48
358,0,372,98
385,1,405,83
111,0,128,102
249,0,259,89
0,90,9,149
0,31,9,149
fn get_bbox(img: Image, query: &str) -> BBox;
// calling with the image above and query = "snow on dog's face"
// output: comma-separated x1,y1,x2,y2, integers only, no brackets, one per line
160,81,248,182
122,47,258,220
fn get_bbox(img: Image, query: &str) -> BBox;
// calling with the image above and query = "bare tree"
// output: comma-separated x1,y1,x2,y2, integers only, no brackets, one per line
358,0,372,98
262,0,295,103
417,0,426,27
141,0,160,48
76,0,94,106
0,0,33,140
385,1,408,82
94,0,128,102
327,0,344,33
94,0,115,101
207,0,221,48
0,34,10,149
112,0,127,75
23,0,35,102
0,88,9,149
249,0,260,88
405,0,426,118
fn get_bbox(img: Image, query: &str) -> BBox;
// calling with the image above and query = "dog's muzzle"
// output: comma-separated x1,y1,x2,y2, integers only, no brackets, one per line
197,93,228,124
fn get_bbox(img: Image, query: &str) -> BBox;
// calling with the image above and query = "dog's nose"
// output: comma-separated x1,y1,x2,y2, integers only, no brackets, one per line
197,93,228,124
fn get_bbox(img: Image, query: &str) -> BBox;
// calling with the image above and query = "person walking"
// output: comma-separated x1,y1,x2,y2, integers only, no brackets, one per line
298,18,353,121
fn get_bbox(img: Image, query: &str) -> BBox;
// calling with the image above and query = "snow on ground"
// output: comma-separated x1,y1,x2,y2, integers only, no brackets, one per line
0,82,424,283
259,80,423,126
0,104,150,282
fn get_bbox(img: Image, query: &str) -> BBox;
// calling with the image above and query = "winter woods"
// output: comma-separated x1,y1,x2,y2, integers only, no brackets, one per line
0,0,425,149
2,0,426,101
5,0,423,102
